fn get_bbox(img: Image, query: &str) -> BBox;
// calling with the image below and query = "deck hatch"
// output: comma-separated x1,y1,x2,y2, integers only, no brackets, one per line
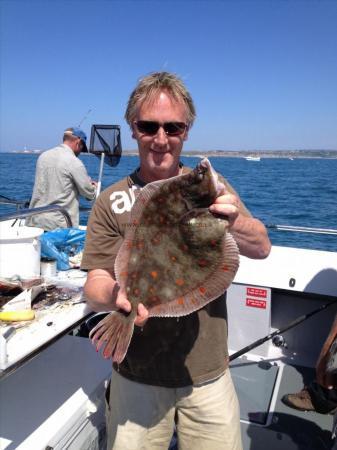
231,359,279,425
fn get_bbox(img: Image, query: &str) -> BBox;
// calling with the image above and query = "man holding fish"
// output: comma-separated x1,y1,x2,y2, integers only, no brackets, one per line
82,72,271,450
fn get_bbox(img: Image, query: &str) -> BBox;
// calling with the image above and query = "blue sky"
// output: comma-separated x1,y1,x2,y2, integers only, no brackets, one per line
1,0,336,152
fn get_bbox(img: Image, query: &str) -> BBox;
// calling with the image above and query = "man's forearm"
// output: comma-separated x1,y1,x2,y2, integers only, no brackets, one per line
230,215,271,259
84,271,118,312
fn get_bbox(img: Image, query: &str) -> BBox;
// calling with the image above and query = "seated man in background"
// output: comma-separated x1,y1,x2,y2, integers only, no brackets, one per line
27,127,97,230
282,314,337,414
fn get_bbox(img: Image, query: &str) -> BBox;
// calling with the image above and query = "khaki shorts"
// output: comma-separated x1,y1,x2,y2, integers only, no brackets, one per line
105,369,242,450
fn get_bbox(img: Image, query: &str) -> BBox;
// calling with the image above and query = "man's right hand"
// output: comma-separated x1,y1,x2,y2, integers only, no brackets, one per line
116,288,149,327
84,268,149,326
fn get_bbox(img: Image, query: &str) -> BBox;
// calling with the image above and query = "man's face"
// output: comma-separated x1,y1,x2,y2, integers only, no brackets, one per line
132,91,189,182
73,138,84,156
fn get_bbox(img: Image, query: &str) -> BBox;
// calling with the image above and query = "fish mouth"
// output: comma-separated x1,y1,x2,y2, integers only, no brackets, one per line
193,158,210,180
199,158,211,170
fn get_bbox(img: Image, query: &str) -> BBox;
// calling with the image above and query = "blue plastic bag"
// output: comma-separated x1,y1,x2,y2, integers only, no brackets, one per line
40,228,86,271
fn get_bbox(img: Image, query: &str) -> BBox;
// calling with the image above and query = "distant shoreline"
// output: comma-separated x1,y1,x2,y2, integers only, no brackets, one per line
121,149,337,159
3,149,337,159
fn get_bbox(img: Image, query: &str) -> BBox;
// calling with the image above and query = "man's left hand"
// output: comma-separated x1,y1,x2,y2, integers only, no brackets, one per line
209,192,240,227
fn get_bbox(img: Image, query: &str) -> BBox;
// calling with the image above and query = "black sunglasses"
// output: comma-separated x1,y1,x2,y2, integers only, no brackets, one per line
134,120,188,136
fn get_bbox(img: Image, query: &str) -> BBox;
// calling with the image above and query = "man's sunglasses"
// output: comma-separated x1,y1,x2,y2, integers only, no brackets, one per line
134,121,188,136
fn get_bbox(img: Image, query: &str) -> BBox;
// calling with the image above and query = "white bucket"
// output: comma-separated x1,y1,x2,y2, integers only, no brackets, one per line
0,220,44,278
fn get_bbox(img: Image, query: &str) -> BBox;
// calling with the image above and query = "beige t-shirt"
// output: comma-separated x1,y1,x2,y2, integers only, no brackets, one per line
27,144,96,230
82,166,251,387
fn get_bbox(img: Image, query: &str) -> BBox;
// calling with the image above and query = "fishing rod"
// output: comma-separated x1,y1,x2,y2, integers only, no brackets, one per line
78,109,92,127
229,299,337,362
266,224,337,236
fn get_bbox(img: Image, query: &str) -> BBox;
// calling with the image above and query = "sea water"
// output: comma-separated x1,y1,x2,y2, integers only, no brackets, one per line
0,153,336,252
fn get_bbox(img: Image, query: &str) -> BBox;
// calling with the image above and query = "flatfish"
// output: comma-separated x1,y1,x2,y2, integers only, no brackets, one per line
90,158,240,363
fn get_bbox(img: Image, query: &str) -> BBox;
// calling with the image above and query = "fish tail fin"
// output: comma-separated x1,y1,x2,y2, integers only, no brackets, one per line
89,310,135,364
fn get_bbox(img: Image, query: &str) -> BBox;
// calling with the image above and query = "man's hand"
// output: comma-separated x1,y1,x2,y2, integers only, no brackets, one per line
116,289,149,327
208,189,271,259
209,191,240,227
85,269,149,326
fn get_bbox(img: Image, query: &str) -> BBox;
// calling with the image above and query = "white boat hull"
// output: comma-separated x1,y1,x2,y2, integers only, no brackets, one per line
0,245,336,449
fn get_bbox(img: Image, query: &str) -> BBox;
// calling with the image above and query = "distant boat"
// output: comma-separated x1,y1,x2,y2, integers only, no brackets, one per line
245,155,261,161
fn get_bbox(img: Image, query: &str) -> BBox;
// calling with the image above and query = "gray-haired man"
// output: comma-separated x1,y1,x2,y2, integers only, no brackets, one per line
27,127,97,230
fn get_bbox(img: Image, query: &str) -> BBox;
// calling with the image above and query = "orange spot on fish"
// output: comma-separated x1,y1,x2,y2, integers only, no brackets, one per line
177,297,185,305
137,240,144,249
199,286,206,295
175,279,185,286
198,259,207,267
120,271,128,277
149,295,161,304
150,271,158,279
171,255,177,262
221,265,229,272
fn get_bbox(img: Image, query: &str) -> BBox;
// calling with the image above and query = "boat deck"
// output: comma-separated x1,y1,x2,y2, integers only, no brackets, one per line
226,247,337,450
232,358,333,449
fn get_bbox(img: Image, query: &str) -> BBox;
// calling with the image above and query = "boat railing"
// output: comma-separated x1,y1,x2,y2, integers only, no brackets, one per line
0,194,29,210
266,224,337,236
1,196,336,237
0,204,73,227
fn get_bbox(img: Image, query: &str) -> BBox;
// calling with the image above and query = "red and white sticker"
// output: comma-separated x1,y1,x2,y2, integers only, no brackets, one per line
246,287,267,298
246,298,267,309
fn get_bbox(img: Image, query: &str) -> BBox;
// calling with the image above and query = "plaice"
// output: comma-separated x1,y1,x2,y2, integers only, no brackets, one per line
90,158,240,363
